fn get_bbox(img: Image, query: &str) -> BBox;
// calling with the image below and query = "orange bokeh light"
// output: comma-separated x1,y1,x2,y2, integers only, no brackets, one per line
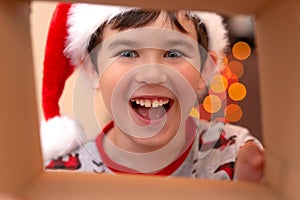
225,104,243,122
228,60,244,78
232,41,251,60
228,82,247,101
203,95,222,114
222,55,229,67
220,66,232,79
210,74,228,93
189,107,200,119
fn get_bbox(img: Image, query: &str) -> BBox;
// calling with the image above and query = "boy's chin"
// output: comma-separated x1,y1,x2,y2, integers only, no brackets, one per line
126,127,180,152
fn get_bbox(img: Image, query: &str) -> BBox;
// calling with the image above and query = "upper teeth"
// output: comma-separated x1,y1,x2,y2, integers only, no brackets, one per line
131,99,169,108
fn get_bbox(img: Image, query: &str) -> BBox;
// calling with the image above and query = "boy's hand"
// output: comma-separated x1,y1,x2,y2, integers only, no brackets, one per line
235,141,264,182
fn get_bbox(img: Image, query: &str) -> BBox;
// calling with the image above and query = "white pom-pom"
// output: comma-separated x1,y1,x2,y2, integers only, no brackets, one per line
40,116,86,162
189,11,229,67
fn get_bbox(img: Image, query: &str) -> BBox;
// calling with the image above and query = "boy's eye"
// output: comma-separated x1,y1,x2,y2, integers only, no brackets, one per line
164,50,183,58
119,50,138,58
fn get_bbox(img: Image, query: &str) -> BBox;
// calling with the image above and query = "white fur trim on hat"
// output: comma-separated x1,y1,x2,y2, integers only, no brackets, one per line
64,3,135,67
64,4,228,68
40,116,85,162
189,11,229,67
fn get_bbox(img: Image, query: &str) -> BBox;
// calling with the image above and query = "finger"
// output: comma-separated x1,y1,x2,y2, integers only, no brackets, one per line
235,141,264,182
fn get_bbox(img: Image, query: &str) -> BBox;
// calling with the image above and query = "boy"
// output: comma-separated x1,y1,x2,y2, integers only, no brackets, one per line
41,3,264,181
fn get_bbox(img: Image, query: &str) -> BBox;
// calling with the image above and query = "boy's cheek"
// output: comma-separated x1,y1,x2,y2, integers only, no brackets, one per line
99,83,115,115
180,71,203,92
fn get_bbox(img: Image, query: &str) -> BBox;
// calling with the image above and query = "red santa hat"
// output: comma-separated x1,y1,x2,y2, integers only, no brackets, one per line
40,2,229,162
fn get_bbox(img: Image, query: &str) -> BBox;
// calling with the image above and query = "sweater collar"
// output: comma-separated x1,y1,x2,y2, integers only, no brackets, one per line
95,117,197,176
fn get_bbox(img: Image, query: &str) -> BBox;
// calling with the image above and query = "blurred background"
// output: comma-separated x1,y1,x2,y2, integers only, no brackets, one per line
194,14,262,142
226,15,262,142
30,2,262,142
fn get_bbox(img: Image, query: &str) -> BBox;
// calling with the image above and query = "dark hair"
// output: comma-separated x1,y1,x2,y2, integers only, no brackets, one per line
87,9,209,71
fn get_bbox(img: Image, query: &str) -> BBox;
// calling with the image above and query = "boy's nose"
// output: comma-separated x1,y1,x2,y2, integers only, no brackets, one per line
135,64,167,84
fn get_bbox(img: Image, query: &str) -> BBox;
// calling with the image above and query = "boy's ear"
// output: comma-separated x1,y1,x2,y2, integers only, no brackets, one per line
201,51,218,82
197,78,208,103
82,55,100,90
197,51,219,103
208,51,218,65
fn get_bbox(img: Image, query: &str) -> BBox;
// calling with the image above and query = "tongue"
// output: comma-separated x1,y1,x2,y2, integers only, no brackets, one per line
136,106,167,120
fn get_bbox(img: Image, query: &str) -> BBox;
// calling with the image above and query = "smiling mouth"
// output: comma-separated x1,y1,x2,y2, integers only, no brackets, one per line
130,98,173,121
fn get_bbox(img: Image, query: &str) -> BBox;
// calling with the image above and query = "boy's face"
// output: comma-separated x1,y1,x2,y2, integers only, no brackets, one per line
91,11,207,152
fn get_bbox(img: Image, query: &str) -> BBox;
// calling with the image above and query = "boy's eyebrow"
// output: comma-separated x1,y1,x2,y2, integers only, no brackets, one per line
107,39,138,50
105,38,197,50
165,39,196,50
